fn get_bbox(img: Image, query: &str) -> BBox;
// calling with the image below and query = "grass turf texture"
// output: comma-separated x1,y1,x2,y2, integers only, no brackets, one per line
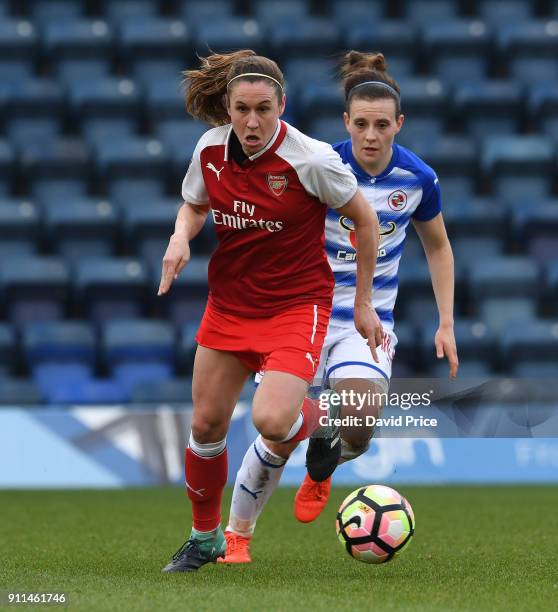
1,486,556,612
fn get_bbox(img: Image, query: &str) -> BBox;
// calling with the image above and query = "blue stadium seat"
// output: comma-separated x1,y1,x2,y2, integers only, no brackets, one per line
31,0,82,23
0,377,43,405
178,319,202,372
443,198,506,240
95,138,169,184
107,178,166,205
0,257,69,326
500,320,558,368
497,21,558,84
345,20,417,78
0,323,16,377
307,117,349,144
195,18,264,56
23,320,96,367
268,18,340,60
397,77,448,122
42,19,113,78
0,140,14,190
545,259,558,309
396,119,446,150
512,202,558,264
154,119,208,174
32,363,94,400
102,0,157,25
7,118,61,148
478,0,533,24
19,138,91,188
0,200,40,255
82,119,137,148
47,378,129,404
512,362,558,378
481,135,554,200
528,83,558,141
131,377,193,404
468,256,539,331
74,258,150,324
0,20,38,82
402,0,460,25
396,261,436,325
406,136,476,204
422,20,492,84
132,59,182,87
180,0,234,27
451,237,504,263
32,179,88,204
297,82,344,119
113,363,173,394
390,320,419,371
44,199,118,260
118,18,190,70
330,0,386,28
102,319,175,367
155,256,209,326
121,199,179,261
284,58,337,90
4,79,64,146
453,80,523,137
67,78,141,142
144,77,185,121
253,0,310,27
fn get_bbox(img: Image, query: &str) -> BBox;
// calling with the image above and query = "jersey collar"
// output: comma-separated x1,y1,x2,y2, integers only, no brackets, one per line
343,140,399,182
224,119,285,163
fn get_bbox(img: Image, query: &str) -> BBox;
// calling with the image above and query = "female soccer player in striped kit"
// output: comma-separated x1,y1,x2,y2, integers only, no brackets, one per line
221,51,459,563
158,50,384,572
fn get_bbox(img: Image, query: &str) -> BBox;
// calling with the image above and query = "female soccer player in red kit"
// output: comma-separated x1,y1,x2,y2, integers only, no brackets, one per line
158,50,384,572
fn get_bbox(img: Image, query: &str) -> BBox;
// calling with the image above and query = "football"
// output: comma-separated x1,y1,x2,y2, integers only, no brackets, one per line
336,485,415,564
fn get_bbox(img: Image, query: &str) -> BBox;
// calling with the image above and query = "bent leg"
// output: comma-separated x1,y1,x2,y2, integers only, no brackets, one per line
187,346,251,532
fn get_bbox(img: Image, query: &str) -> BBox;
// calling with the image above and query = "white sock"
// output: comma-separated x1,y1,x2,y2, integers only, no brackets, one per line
188,432,226,457
226,435,286,537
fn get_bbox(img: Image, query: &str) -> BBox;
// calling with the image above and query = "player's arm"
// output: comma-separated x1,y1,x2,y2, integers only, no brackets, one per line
336,190,383,362
158,202,210,295
412,213,459,378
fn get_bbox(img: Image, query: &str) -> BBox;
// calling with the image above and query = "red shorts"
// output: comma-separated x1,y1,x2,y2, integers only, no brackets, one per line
196,300,330,383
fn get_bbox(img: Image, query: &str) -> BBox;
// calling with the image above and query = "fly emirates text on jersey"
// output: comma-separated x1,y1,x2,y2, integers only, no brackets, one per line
211,200,284,233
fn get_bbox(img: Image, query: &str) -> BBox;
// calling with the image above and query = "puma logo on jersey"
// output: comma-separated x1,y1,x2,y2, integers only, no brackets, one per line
206,162,224,181
305,352,316,371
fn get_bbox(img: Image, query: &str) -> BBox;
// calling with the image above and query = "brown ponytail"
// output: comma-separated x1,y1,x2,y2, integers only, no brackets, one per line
184,50,285,126
340,51,401,117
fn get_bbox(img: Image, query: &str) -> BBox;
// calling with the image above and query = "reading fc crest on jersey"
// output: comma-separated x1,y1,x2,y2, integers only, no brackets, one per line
267,174,288,196
388,190,407,211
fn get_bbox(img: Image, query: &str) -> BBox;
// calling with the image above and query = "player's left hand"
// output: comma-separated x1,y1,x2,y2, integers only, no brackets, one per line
435,324,459,379
354,303,384,363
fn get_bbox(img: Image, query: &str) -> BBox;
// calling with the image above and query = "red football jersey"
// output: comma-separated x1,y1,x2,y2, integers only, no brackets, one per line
181,120,357,318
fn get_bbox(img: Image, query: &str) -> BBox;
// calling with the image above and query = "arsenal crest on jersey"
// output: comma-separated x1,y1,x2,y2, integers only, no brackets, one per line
267,174,288,196
387,189,407,212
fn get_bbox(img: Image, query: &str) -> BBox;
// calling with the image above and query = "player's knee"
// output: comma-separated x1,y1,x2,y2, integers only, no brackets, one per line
341,438,370,462
252,413,291,442
191,414,226,443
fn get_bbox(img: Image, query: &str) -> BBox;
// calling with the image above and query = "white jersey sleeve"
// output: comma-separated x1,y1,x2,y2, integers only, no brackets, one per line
276,124,358,209
181,131,210,205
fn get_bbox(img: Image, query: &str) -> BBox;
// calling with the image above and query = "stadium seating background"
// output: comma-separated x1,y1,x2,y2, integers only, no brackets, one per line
1,0,558,405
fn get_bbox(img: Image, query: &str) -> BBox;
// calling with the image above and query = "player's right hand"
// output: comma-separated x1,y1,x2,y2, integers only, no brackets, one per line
158,233,190,295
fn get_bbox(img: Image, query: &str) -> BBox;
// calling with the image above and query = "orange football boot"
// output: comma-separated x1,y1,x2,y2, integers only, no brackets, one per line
217,531,252,564
294,474,332,523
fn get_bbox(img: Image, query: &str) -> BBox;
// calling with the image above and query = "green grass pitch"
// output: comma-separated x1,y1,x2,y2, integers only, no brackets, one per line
1,486,557,611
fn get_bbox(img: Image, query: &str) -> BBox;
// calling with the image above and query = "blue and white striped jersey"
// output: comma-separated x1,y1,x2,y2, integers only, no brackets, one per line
327,139,442,332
